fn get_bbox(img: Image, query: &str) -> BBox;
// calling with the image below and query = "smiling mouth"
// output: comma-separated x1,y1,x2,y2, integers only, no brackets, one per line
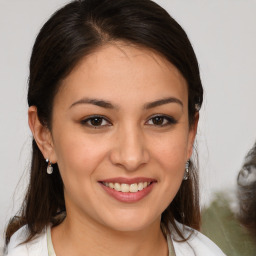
101,181,153,193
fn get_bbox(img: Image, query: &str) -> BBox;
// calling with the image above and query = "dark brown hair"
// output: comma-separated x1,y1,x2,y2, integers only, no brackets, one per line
5,0,203,246
237,142,256,238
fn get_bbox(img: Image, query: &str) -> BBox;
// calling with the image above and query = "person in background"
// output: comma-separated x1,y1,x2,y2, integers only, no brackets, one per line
202,141,256,256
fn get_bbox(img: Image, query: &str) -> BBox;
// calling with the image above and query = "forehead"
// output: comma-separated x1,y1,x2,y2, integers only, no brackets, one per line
55,43,188,108
69,42,185,81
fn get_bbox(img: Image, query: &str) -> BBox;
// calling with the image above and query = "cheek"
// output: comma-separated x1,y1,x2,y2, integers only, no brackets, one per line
150,130,189,166
149,130,188,190
53,130,109,180
146,135,188,216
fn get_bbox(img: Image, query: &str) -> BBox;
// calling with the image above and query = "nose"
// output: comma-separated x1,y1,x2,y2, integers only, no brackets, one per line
109,125,150,171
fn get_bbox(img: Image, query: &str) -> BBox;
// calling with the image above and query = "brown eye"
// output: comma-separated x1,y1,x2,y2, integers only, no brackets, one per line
81,115,111,128
90,117,103,126
152,116,164,125
146,115,177,127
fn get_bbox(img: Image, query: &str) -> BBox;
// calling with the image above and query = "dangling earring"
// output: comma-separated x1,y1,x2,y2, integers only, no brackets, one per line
183,160,189,180
195,104,200,111
46,159,53,174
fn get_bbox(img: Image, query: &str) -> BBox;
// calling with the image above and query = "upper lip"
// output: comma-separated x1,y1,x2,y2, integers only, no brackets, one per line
99,177,157,185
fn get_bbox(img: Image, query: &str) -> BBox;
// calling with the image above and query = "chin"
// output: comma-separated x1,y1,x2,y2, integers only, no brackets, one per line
99,210,160,233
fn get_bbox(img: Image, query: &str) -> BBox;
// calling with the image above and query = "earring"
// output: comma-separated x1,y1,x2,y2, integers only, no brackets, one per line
195,104,200,111
183,160,189,180
46,159,53,174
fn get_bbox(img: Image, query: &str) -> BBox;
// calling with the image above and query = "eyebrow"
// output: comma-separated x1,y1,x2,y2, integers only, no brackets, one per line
144,97,183,109
69,96,183,110
69,98,116,109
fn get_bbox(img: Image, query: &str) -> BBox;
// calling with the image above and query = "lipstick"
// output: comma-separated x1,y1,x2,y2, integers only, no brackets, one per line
99,177,156,203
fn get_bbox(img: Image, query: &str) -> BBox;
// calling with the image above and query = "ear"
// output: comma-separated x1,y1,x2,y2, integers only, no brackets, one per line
28,106,57,163
186,112,199,160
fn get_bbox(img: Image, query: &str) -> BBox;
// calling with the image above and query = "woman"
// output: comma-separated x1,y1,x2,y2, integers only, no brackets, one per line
4,0,224,255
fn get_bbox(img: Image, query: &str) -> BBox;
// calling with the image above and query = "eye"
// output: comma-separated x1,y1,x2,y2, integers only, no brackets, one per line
244,165,256,173
238,165,256,186
81,115,111,128
146,115,177,126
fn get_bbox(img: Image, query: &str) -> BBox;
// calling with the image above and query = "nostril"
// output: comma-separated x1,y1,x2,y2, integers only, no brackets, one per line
109,145,149,171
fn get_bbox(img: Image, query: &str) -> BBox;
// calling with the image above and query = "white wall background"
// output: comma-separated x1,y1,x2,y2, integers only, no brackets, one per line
0,0,255,248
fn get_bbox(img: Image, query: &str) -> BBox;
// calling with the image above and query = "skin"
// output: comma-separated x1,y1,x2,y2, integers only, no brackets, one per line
29,42,198,256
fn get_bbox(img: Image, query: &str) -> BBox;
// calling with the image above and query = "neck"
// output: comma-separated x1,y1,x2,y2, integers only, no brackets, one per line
51,213,168,256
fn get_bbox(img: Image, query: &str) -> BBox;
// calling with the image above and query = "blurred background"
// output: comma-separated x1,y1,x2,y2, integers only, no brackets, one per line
1,0,256,250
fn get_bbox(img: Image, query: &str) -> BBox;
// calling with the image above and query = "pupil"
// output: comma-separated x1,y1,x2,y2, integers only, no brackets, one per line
153,117,163,125
91,118,102,126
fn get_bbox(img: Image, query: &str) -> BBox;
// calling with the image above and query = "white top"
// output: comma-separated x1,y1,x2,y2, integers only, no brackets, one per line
5,224,225,256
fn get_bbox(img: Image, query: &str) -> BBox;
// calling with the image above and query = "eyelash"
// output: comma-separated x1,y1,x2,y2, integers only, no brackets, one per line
146,114,177,127
80,115,112,128
80,114,177,128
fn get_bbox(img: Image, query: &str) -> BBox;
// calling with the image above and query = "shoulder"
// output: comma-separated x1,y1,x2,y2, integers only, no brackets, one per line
5,225,48,256
171,222,226,256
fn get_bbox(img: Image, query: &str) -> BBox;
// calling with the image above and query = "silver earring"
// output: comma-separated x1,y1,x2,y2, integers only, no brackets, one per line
46,159,53,174
195,104,200,111
183,160,189,180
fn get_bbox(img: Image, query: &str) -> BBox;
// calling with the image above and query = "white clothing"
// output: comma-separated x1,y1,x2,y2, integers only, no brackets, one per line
5,224,225,256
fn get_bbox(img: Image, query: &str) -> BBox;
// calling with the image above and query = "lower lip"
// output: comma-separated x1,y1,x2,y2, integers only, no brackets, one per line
100,183,155,203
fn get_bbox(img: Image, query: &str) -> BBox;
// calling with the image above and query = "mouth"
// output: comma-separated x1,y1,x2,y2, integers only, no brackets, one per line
99,178,156,203
101,181,152,193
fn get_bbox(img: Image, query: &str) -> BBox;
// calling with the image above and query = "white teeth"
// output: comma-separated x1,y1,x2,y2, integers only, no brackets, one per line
121,184,130,192
103,181,152,193
138,182,144,191
129,183,138,193
114,183,121,191
103,182,108,187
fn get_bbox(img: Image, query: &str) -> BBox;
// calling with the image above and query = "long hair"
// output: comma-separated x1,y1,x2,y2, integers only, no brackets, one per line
5,0,203,245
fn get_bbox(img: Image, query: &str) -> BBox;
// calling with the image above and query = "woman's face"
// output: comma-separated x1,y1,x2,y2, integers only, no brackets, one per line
50,43,197,232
